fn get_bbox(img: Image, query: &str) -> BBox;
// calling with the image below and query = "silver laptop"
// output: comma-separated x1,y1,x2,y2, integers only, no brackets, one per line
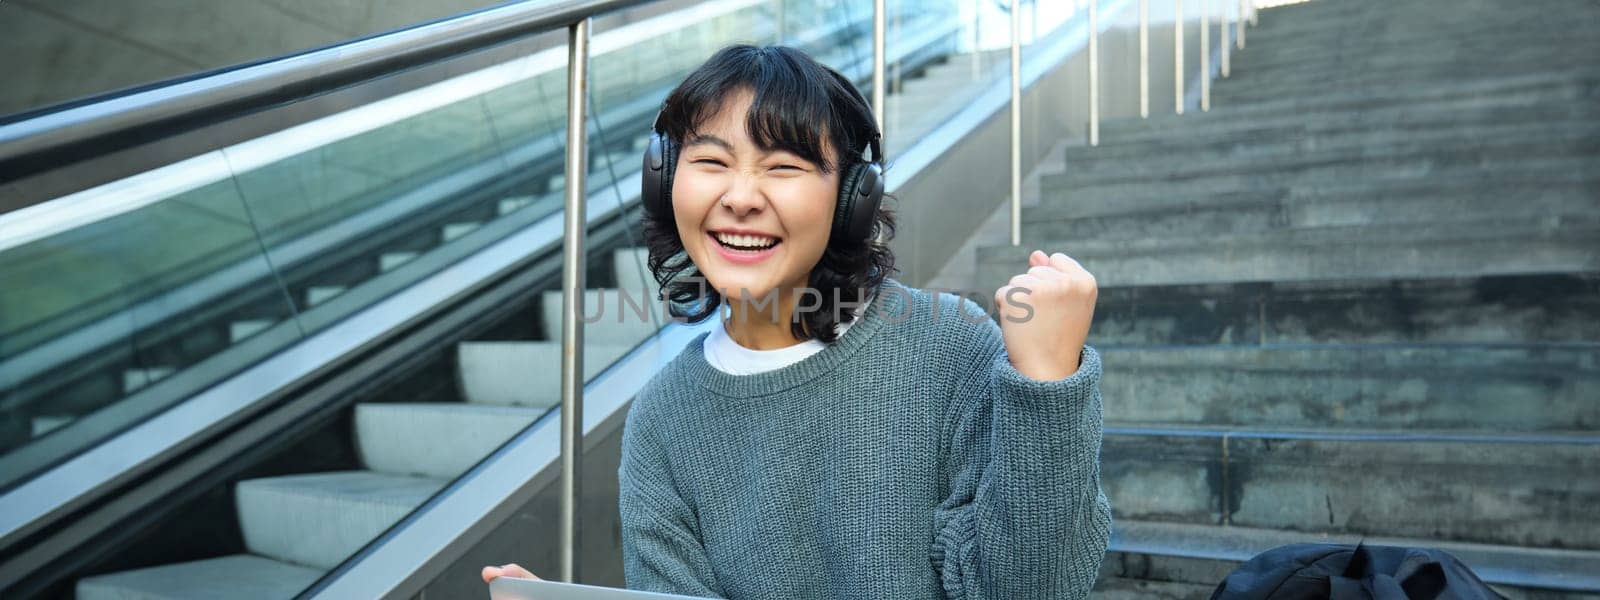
489,577,710,600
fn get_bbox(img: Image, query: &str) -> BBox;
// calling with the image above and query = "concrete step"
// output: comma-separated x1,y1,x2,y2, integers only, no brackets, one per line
1090,576,1214,600
1101,427,1600,548
456,341,636,408
1085,273,1600,346
1214,69,1600,108
540,288,663,345
1099,344,1600,432
1245,24,1600,57
1220,58,1600,99
1030,166,1598,220
1044,122,1600,189
236,470,445,569
1077,104,1600,161
1063,117,1600,182
1249,10,1600,49
885,93,978,157
354,403,542,479
895,72,988,101
1246,14,1598,44
896,63,989,97
1115,69,1600,130
1233,35,1600,76
1039,155,1598,208
1247,0,1597,37
1247,23,1600,59
76,554,323,600
1043,145,1597,203
977,216,1600,289
1022,181,1600,242
1106,520,1600,597
890,87,968,118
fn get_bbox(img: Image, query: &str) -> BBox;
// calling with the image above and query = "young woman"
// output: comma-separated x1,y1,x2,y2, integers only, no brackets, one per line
485,44,1110,599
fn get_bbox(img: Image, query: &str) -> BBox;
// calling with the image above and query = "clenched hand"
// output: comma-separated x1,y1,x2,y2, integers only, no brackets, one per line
993,250,1098,381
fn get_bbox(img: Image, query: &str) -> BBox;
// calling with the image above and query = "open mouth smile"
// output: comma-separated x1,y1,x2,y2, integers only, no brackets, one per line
708,230,782,264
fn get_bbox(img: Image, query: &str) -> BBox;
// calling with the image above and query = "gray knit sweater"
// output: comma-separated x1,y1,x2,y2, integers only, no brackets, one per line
618,278,1111,599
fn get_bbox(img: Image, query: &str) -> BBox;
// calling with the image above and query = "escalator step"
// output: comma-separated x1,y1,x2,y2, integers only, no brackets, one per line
539,289,660,346
229,319,274,343
305,286,347,307
76,554,322,600
441,222,482,242
456,341,635,408
236,471,444,569
379,252,419,273
497,195,537,217
30,415,72,438
612,247,658,300
122,368,175,394
355,403,541,479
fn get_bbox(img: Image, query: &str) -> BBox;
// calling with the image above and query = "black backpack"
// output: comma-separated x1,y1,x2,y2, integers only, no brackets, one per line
1210,542,1505,600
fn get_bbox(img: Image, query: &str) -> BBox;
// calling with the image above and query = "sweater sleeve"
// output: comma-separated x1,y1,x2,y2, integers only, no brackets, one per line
929,301,1113,600
618,400,725,598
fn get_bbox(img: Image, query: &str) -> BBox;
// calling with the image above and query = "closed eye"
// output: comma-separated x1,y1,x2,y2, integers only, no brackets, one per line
692,158,726,167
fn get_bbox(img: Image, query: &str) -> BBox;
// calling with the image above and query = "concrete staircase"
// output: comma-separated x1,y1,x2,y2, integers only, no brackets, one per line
75,248,662,599
967,0,1600,597
884,49,1009,158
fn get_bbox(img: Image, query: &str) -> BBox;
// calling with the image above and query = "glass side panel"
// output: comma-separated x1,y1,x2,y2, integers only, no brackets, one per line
0,0,524,119
0,26,580,491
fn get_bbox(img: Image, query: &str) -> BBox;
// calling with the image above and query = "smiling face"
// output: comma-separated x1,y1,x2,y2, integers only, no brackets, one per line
672,88,840,305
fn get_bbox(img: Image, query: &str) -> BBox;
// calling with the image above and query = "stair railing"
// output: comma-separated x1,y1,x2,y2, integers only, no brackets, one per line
1011,0,1258,244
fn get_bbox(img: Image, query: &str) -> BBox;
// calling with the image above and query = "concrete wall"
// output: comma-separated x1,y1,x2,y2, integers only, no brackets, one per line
0,0,699,118
889,14,1220,287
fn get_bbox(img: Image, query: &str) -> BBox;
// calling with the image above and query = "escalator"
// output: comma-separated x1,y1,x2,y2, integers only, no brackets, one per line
0,0,1016,596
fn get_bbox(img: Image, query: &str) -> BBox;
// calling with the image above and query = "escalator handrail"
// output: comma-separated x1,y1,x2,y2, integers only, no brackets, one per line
0,0,652,190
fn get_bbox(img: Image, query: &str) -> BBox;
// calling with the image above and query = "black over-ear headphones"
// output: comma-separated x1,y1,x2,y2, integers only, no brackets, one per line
641,74,885,245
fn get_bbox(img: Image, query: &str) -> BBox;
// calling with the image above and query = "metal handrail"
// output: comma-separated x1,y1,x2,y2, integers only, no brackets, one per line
1010,0,1260,242
0,0,650,186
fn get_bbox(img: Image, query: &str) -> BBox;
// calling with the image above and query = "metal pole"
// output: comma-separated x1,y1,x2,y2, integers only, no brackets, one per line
873,0,886,134
1139,0,1148,118
558,16,589,585
1220,0,1230,78
1031,0,1038,42
1237,0,1245,49
1009,0,1021,246
971,0,981,79
1249,0,1257,26
1199,1,1208,111
1089,0,1099,145
1174,0,1183,115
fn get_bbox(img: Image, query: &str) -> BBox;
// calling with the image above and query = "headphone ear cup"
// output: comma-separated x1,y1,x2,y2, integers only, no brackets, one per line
642,131,678,220
833,161,884,243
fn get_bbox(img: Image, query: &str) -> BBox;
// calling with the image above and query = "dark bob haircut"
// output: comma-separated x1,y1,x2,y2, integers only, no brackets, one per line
642,44,897,344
